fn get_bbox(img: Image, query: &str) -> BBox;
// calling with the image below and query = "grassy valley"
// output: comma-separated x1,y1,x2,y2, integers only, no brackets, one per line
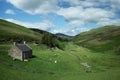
0,43,120,80
0,20,120,80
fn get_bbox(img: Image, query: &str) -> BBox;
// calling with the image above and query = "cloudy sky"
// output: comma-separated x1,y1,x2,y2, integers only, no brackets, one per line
0,0,120,36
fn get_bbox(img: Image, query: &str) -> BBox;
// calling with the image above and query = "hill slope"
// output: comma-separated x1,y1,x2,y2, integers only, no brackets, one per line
0,19,60,43
0,19,42,42
74,26,120,54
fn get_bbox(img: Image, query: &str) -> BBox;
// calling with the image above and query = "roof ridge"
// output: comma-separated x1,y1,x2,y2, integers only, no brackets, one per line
16,44,32,52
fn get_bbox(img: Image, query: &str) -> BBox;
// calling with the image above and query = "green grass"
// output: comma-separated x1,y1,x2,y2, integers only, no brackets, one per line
74,26,120,53
0,43,120,80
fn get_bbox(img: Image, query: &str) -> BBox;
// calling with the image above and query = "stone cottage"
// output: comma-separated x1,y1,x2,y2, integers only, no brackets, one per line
8,42,32,61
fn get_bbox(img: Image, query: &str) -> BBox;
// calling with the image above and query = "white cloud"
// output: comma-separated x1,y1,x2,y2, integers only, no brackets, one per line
6,0,120,35
98,0,120,10
4,18,83,36
68,19,85,28
53,27,89,36
5,18,56,31
66,0,98,7
83,8,114,22
5,9,15,15
57,6,83,20
57,6,114,27
97,18,120,26
59,0,80,6
7,0,58,15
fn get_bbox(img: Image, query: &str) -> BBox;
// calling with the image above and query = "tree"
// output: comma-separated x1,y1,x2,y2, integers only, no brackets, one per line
41,33,66,50
41,33,55,48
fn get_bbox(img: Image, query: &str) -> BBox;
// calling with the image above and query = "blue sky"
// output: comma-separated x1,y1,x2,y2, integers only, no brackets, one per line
0,0,120,36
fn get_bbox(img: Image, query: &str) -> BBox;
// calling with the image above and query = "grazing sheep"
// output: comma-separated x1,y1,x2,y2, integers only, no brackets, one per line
81,62,91,68
54,60,57,63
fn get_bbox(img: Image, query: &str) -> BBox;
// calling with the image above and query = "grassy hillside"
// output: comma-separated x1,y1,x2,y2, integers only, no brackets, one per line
74,26,120,54
1,19,120,80
0,43,120,80
0,19,42,42
0,19,67,50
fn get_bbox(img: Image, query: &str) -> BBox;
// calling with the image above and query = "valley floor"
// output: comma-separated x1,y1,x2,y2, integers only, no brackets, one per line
0,43,120,80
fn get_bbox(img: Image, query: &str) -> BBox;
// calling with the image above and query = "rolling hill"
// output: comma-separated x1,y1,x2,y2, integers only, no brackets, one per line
0,19,59,43
74,25,120,54
0,19,69,44
0,19,42,42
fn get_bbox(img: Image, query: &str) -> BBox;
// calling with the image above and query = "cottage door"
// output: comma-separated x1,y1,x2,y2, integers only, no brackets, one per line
23,52,28,59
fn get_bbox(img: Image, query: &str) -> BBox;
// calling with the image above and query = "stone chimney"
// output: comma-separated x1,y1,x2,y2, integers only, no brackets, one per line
13,42,16,45
23,41,26,44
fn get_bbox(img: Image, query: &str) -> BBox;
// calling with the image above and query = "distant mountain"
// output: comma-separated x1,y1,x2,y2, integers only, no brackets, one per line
74,26,120,54
56,33,73,38
55,33,73,41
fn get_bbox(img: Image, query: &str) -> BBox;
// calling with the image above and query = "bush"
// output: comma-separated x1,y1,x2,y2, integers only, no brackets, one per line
55,40,66,50
41,33,66,50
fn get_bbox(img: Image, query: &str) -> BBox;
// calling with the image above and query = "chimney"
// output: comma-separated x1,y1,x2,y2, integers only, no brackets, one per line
13,42,16,45
23,41,26,44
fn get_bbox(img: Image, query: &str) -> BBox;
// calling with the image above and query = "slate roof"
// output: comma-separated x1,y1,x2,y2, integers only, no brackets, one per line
16,44,31,52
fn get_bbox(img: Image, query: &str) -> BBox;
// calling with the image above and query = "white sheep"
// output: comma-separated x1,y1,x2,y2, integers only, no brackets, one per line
54,60,57,63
